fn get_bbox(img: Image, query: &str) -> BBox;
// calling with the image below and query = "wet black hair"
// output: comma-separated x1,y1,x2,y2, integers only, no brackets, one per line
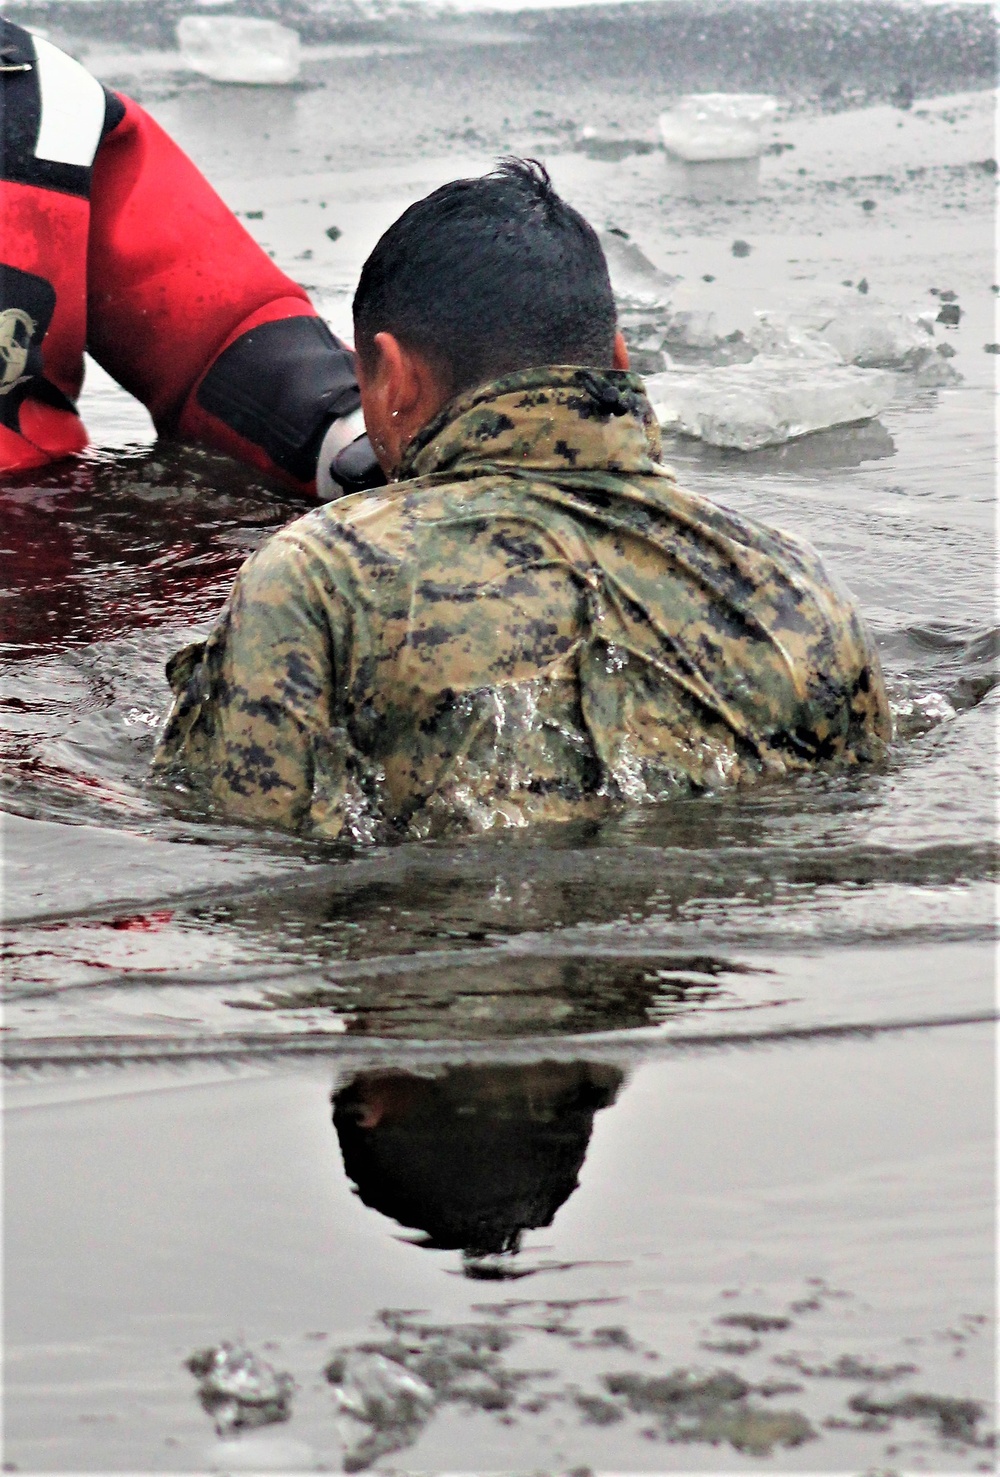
352,158,617,399
333,1062,622,1261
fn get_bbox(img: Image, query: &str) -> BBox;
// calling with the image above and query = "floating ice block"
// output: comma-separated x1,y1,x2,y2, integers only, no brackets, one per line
658,93,777,162
750,302,935,370
576,126,657,162
644,356,894,451
597,229,678,308
662,309,720,351
177,16,301,85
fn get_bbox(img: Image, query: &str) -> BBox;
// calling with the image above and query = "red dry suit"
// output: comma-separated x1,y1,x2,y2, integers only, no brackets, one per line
0,18,374,494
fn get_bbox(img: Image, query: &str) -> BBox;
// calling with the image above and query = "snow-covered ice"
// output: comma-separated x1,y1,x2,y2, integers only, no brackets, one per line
176,16,302,85
644,357,895,451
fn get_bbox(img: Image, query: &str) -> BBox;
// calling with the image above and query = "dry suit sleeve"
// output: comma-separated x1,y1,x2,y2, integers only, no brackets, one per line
86,94,363,493
151,534,357,837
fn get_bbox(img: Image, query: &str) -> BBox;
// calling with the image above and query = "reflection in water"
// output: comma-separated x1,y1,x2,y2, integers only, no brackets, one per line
254,952,746,1041
0,448,296,824
333,1062,622,1265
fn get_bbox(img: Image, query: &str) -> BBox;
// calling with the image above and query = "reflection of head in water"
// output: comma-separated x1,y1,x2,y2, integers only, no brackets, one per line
333,1061,622,1259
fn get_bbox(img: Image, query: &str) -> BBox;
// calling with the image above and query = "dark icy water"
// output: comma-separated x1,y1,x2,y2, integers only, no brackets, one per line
2,2,997,1471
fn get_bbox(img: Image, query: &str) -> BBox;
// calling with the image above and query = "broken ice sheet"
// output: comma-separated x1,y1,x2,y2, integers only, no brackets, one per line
598,229,678,309
645,357,894,451
623,315,758,370
186,1342,294,1436
749,300,951,375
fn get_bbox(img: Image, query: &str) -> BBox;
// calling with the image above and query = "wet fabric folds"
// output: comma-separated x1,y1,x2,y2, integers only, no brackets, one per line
152,366,892,838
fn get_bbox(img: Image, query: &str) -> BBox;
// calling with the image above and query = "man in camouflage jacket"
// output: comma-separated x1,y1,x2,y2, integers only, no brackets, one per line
152,164,891,841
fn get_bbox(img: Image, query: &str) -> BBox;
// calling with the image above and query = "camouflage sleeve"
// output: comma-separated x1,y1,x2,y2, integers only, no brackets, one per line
151,532,354,836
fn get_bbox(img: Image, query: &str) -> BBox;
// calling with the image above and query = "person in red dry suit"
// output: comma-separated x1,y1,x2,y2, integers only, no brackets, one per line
0,16,381,497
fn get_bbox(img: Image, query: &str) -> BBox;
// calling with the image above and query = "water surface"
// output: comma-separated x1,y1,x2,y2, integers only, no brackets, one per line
2,4,997,1470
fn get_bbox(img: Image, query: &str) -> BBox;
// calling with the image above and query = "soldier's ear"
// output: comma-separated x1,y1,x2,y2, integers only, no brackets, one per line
356,333,400,472
612,331,630,372
367,332,450,473
371,331,408,407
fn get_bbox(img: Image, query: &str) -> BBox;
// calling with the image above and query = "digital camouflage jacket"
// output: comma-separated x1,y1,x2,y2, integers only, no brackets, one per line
152,365,892,840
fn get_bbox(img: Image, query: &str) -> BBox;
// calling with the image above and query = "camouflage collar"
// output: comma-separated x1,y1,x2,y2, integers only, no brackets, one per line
397,365,664,481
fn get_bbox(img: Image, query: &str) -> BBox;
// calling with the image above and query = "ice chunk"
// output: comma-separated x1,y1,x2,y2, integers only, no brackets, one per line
326,1350,435,1426
750,303,936,371
622,315,757,371
745,312,844,364
658,94,777,162
662,309,720,352
644,357,894,451
186,1342,294,1435
576,126,657,162
597,229,678,308
658,94,777,200
176,16,301,85
627,346,670,375
326,1351,436,1471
